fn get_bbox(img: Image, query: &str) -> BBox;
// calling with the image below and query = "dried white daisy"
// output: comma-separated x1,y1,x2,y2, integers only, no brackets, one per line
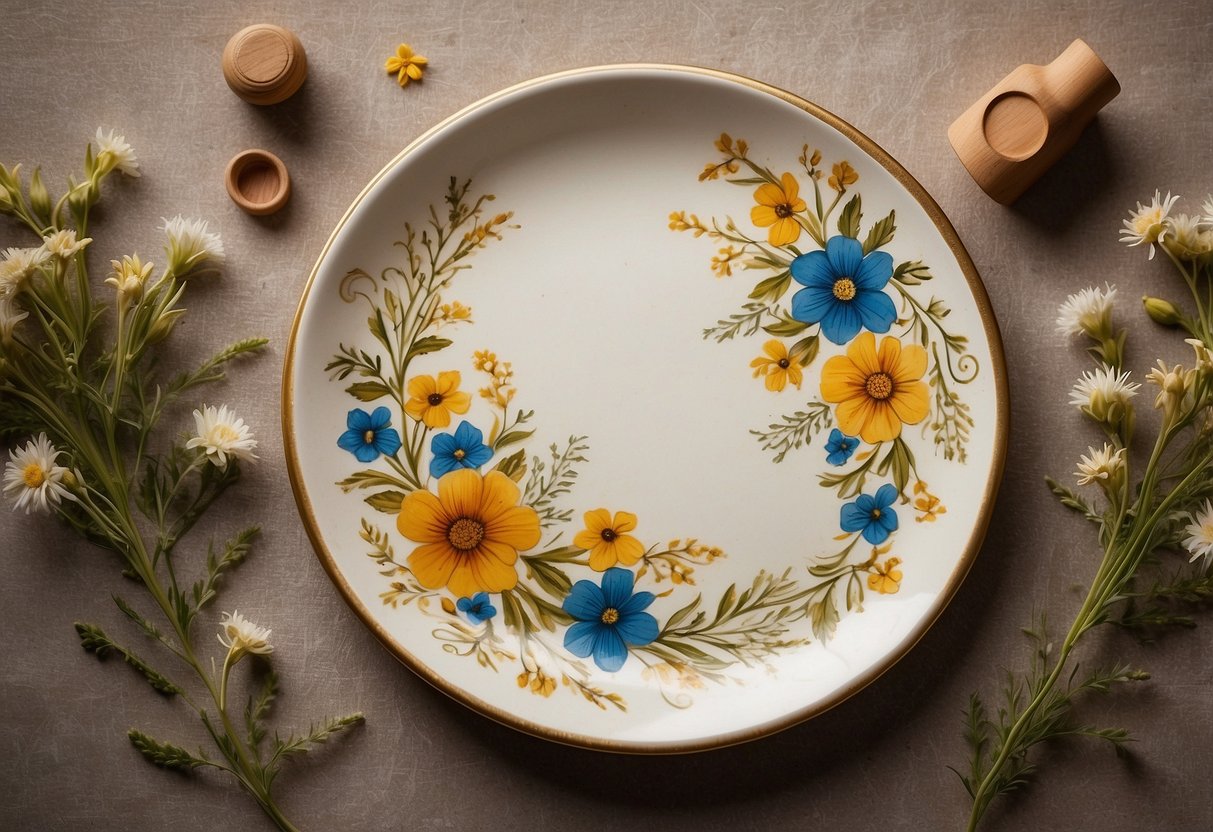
217,610,273,657
1074,443,1126,488
41,229,91,260
94,127,140,177
161,215,225,276
1183,500,1213,565
1055,284,1117,337
1120,190,1179,258
185,404,258,467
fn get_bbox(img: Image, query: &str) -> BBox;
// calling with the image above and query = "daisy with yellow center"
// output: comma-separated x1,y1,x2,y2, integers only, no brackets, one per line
3,432,75,514
750,339,803,392
404,371,472,428
750,172,806,246
820,331,929,444
398,468,541,597
573,508,645,571
385,43,428,87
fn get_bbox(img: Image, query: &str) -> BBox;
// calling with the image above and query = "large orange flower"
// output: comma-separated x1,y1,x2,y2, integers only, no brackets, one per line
397,469,541,597
820,331,929,443
750,172,806,246
404,370,471,428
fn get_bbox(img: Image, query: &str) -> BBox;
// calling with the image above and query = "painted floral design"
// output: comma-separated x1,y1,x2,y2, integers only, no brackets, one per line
841,483,900,545
821,331,929,444
563,568,659,672
824,428,859,466
397,469,540,596
338,406,403,463
672,132,982,640
457,592,497,623
405,371,471,428
326,151,982,714
573,509,645,571
430,420,493,478
790,235,896,345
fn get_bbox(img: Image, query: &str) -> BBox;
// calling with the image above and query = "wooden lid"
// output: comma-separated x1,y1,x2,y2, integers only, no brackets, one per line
222,24,307,105
225,149,291,215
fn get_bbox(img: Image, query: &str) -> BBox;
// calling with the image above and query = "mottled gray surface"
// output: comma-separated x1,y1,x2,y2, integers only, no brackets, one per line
2,0,1211,829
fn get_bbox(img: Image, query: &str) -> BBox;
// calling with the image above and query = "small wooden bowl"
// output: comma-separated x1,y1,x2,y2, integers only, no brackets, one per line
222,23,308,105
225,149,291,215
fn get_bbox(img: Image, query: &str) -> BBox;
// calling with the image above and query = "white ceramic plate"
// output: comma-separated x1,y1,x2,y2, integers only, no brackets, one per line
284,65,1007,752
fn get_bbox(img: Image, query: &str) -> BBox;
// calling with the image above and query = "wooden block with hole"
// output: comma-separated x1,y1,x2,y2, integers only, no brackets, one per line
947,39,1119,205
225,149,291,215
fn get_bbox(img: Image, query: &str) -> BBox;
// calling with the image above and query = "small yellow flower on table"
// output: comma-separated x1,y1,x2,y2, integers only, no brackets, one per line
385,43,428,87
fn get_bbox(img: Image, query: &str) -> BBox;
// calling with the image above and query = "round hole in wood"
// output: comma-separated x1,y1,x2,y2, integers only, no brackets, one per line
225,149,291,216
982,92,1049,162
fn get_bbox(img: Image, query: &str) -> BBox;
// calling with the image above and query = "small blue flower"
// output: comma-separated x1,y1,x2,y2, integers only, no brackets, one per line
840,483,900,545
337,406,402,463
429,420,493,478
789,235,896,345
562,567,659,673
824,428,860,466
456,592,497,624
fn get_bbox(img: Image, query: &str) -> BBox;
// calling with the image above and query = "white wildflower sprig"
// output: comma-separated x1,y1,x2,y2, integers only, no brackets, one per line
962,186,1213,831
1074,442,1126,493
1184,501,1213,565
218,610,274,659
1120,190,1179,258
1056,284,1123,365
93,127,140,178
162,215,225,276
0,133,360,831
185,404,258,467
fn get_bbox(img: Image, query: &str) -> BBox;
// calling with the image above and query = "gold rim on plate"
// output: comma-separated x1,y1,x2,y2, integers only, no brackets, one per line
281,63,1010,754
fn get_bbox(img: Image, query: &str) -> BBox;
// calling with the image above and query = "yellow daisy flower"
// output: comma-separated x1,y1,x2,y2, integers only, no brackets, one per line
820,331,929,443
750,339,803,392
397,469,541,597
573,508,645,571
750,172,806,246
404,371,471,428
385,43,428,87
867,556,903,594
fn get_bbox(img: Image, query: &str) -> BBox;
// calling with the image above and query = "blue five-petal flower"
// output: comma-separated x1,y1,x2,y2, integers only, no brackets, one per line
337,406,403,463
824,428,860,466
789,235,896,345
457,592,497,624
429,420,493,478
840,482,900,545
562,567,659,673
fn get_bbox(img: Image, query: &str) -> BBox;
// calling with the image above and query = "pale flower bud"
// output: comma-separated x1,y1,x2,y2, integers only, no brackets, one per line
106,254,153,305
1142,296,1182,327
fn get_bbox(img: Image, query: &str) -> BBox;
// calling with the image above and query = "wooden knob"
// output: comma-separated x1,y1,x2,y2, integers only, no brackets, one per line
222,24,307,105
947,39,1119,204
225,149,291,215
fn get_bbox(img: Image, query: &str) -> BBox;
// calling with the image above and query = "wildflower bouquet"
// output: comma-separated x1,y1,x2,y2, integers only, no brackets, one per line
956,192,1213,830
0,131,360,831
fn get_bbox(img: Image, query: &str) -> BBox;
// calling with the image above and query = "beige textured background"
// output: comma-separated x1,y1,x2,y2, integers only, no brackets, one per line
2,0,1212,829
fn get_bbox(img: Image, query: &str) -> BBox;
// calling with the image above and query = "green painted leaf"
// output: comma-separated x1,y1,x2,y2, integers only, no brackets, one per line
893,260,933,284
494,429,534,450
838,194,862,238
345,381,391,402
788,334,819,367
748,272,791,302
405,335,452,362
861,209,896,254
762,317,809,337
492,448,527,482
365,490,406,513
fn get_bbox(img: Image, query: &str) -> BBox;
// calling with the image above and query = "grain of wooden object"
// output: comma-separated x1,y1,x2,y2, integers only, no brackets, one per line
222,23,308,105
947,39,1119,205
225,149,291,215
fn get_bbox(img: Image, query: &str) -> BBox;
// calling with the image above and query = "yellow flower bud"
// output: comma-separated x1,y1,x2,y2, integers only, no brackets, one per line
1142,296,1182,326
